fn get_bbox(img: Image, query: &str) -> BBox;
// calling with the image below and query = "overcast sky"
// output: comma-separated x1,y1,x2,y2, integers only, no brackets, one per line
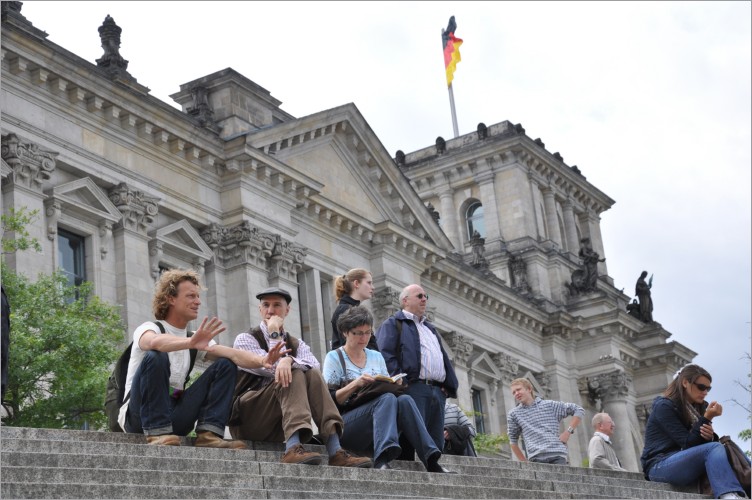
17,1,751,443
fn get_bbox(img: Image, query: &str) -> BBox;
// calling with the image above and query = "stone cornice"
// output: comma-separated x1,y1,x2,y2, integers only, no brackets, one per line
422,265,546,335
0,42,227,175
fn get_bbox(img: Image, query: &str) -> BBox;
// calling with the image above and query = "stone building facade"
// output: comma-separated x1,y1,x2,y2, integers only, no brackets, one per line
0,4,696,470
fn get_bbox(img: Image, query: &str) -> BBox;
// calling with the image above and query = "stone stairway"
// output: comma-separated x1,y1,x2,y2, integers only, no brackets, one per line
0,427,710,499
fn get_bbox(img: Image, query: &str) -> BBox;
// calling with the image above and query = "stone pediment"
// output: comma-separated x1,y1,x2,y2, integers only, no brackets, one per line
243,104,454,253
45,177,121,226
149,219,214,264
469,351,502,380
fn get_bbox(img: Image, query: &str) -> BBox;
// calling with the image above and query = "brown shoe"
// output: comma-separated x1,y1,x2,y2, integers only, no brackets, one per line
195,431,247,449
328,449,373,468
281,444,324,465
146,434,180,446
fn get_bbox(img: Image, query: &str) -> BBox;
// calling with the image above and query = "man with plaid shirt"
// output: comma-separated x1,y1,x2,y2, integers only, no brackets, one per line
507,377,585,465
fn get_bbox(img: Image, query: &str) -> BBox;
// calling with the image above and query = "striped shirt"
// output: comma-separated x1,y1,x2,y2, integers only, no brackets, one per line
233,322,319,375
402,310,446,383
507,396,585,460
444,402,476,437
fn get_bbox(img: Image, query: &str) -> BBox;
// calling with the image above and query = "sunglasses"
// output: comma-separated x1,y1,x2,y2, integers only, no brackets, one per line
693,382,712,392
414,293,429,300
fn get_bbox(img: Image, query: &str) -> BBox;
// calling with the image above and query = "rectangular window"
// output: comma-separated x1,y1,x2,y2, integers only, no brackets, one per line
472,388,486,434
58,229,86,288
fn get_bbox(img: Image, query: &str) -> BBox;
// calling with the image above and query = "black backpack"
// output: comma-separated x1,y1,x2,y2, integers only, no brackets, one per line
104,321,197,432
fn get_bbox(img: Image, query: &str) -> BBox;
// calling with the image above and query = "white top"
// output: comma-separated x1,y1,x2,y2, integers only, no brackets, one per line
117,320,214,430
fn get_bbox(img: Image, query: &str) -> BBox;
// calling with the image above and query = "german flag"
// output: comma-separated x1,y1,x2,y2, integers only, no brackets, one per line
442,16,463,87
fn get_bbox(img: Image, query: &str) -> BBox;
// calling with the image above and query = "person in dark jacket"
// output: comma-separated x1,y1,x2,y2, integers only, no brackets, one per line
641,364,748,499
330,268,376,351
376,284,459,472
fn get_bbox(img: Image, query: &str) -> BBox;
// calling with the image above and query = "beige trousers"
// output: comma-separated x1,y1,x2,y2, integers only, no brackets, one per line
229,368,343,444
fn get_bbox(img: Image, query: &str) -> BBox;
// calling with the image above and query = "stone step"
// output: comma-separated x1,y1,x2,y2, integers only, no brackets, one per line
0,427,711,500
1,436,700,497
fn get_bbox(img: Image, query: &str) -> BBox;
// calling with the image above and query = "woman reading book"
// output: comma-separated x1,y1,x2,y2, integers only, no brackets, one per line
323,306,445,471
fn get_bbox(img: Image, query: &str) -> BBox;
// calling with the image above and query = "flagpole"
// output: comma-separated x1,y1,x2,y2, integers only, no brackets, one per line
442,27,460,139
447,83,459,138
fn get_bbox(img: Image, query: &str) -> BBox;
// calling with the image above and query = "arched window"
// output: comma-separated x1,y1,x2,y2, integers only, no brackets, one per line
466,201,486,239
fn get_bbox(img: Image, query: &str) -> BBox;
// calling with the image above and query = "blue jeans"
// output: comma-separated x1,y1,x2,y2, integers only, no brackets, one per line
648,442,746,498
340,393,441,467
125,350,236,437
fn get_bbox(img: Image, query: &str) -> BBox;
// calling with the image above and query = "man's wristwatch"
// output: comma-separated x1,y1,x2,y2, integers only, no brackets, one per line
269,331,282,339
567,426,575,434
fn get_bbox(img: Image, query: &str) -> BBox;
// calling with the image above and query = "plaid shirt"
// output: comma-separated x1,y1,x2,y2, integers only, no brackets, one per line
507,396,585,459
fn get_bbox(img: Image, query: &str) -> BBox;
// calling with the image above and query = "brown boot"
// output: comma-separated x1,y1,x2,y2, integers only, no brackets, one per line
146,434,180,446
195,431,247,449
281,444,324,465
328,449,373,468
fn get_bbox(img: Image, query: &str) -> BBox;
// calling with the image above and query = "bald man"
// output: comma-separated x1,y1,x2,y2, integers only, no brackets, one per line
589,412,627,471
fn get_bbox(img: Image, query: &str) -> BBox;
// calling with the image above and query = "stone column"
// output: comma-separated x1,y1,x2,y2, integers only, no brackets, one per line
298,267,328,362
541,186,562,248
587,370,639,471
438,186,461,250
493,351,520,432
561,198,580,256
108,182,159,333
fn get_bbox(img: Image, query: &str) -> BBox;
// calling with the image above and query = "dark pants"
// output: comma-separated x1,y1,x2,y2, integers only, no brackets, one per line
530,455,568,465
125,350,236,437
398,383,446,461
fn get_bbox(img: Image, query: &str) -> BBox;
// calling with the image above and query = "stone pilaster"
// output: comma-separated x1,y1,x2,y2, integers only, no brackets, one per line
108,182,159,331
2,134,57,274
438,185,460,250
541,185,562,248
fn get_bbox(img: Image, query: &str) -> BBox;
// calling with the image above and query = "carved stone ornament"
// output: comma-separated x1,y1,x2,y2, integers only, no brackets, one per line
444,331,473,366
1,133,58,190
107,182,159,233
508,254,531,294
371,286,401,327
268,235,308,281
96,15,129,78
425,203,440,224
187,85,219,132
585,370,632,407
470,230,489,270
493,352,520,383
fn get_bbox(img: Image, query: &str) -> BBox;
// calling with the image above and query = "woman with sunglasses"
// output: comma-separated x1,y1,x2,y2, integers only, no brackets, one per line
330,268,376,351
322,306,444,471
641,364,748,499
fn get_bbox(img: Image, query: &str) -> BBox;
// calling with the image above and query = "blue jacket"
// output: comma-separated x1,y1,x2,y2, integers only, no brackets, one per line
376,310,458,398
640,396,715,478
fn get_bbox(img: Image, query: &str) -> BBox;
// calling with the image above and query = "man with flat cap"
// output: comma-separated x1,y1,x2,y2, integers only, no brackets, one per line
229,287,371,468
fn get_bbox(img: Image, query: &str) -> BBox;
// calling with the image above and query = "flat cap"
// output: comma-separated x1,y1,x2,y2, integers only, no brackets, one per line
255,287,293,304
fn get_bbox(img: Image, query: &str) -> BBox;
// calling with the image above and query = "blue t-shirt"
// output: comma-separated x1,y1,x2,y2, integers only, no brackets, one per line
322,347,388,386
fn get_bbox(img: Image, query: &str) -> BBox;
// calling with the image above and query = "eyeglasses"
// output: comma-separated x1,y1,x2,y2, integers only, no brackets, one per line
349,329,373,337
414,293,429,300
693,382,712,392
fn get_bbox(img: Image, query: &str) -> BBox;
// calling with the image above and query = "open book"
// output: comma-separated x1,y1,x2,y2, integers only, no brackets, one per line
374,373,407,384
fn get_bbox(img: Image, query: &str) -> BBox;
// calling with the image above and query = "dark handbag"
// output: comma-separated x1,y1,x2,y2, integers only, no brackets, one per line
720,435,751,497
330,348,406,411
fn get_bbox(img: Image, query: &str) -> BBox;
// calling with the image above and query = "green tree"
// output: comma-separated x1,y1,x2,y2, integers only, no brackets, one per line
1,207,42,253
730,351,751,458
2,262,125,429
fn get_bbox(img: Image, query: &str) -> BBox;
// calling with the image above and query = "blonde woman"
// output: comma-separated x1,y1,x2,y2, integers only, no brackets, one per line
330,268,376,351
